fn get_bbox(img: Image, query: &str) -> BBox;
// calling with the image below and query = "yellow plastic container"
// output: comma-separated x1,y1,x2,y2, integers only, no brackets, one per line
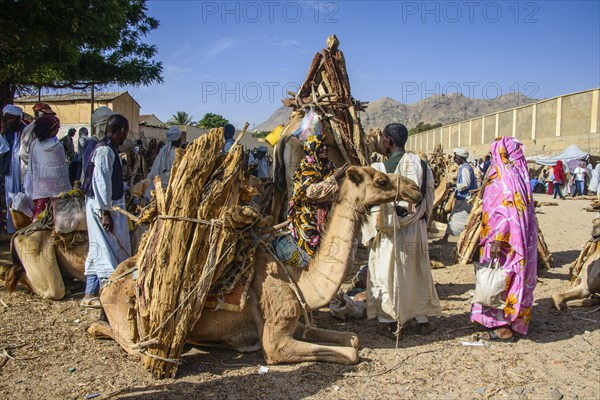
265,125,284,146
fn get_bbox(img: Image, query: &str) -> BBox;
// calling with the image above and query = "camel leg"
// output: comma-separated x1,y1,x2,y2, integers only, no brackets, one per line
565,297,600,308
261,322,359,365
294,323,359,349
552,285,591,310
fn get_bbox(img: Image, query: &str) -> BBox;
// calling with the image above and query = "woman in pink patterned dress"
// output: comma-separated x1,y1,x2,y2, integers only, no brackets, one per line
471,136,538,341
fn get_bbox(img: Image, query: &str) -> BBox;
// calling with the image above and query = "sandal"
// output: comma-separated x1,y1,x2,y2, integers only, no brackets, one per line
80,297,102,309
477,330,516,342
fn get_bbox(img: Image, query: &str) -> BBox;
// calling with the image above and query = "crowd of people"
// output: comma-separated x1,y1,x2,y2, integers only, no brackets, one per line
1,103,593,342
284,123,543,342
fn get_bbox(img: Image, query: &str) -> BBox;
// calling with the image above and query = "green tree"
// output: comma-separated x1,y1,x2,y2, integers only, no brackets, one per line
168,111,195,126
0,0,163,107
409,122,443,136
197,113,229,129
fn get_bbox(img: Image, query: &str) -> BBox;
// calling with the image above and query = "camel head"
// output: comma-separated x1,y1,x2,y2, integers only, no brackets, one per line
338,166,421,209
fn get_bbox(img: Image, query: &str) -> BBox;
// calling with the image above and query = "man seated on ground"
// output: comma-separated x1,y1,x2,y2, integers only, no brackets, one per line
81,114,131,308
24,114,72,219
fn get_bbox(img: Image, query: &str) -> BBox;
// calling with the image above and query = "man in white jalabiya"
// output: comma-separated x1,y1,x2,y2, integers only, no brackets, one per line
362,123,441,339
146,125,182,188
80,114,131,308
1,105,26,233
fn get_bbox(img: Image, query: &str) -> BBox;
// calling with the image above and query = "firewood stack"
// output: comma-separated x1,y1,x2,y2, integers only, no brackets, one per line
282,35,370,166
454,181,553,271
569,218,600,284
132,128,264,378
454,207,552,271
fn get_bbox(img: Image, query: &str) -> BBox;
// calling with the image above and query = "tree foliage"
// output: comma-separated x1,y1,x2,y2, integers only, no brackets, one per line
197,113,229,129
0,0,163,107
252,130,270,139
408,122,443,136
167,111,195,126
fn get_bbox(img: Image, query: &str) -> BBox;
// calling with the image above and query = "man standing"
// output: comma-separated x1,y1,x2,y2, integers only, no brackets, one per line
19,103,58,181
61,128,76,161
443,148,478,239
223,124,236,153
81,114,131,308
248,146,270,180
81,106,116,182
146,125,182,188
363,123,441,339
24,114,71,218
1,105,26,233
572,161,588,197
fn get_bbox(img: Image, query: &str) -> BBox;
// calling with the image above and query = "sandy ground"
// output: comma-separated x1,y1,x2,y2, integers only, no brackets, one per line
0,193,598,400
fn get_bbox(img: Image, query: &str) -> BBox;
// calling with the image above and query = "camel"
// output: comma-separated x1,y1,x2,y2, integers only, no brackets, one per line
552,247,600,310
88,166,422,365
552,222,600,310
6,187,148,300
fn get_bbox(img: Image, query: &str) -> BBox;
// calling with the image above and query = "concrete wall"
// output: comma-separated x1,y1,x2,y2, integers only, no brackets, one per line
407,88,600,158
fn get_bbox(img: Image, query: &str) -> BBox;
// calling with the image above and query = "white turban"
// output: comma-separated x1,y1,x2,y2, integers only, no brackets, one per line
91,106,116,140
166,126,182,142
454,148,469,159
3,104,23,118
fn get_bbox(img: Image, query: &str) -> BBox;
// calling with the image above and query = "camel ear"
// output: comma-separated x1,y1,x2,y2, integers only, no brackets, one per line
346,166,363,185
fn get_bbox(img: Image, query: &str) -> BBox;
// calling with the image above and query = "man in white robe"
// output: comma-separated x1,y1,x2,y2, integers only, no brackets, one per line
81,114,131,308
146,125,182,189
2,105,26,233
362,123,441,339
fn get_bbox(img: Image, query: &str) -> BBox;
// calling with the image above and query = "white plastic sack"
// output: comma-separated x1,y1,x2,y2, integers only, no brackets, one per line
0,134,10,155
472,260,507,309
9,192,33,217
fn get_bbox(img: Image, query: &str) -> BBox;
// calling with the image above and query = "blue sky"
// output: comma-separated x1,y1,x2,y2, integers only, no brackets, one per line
121,0,600,128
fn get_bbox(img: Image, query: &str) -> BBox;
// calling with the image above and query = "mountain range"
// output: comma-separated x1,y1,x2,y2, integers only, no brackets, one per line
255,92,538,132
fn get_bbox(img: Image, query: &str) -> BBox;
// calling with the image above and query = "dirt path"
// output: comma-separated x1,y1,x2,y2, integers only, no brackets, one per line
0,193,598,400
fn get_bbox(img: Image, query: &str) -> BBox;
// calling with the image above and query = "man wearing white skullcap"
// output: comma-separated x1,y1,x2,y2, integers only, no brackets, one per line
1,104,26,233
146,125,182,189
441,148,478,240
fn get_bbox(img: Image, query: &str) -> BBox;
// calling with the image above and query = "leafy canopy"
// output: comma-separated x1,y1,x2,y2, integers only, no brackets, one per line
0,0,163,105
197,113,229,129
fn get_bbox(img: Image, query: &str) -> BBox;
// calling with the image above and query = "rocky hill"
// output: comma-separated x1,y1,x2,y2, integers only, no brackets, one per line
255,92,538,132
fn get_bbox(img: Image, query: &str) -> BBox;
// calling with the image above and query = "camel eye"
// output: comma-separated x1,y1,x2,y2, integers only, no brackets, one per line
375,178,388,187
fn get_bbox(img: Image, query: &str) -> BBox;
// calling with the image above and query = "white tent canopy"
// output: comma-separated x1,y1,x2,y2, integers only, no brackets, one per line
532,144,589,166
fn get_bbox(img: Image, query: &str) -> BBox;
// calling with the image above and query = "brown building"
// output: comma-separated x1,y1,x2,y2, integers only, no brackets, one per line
14,91,141,138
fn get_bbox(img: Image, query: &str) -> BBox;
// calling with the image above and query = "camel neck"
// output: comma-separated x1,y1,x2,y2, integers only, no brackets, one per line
295,191,362,310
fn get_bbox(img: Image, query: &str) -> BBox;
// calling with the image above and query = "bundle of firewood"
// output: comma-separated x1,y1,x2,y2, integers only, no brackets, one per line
131,128,266,378
454,190,552,271
282,35,370,166
569,218,600,283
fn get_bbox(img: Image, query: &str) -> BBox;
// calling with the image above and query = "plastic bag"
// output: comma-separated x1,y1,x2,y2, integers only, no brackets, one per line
9,192,33,217
0,134,10,155
53,193,87,233
291,109,323,142
472,260,507,309
272,233,310,269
